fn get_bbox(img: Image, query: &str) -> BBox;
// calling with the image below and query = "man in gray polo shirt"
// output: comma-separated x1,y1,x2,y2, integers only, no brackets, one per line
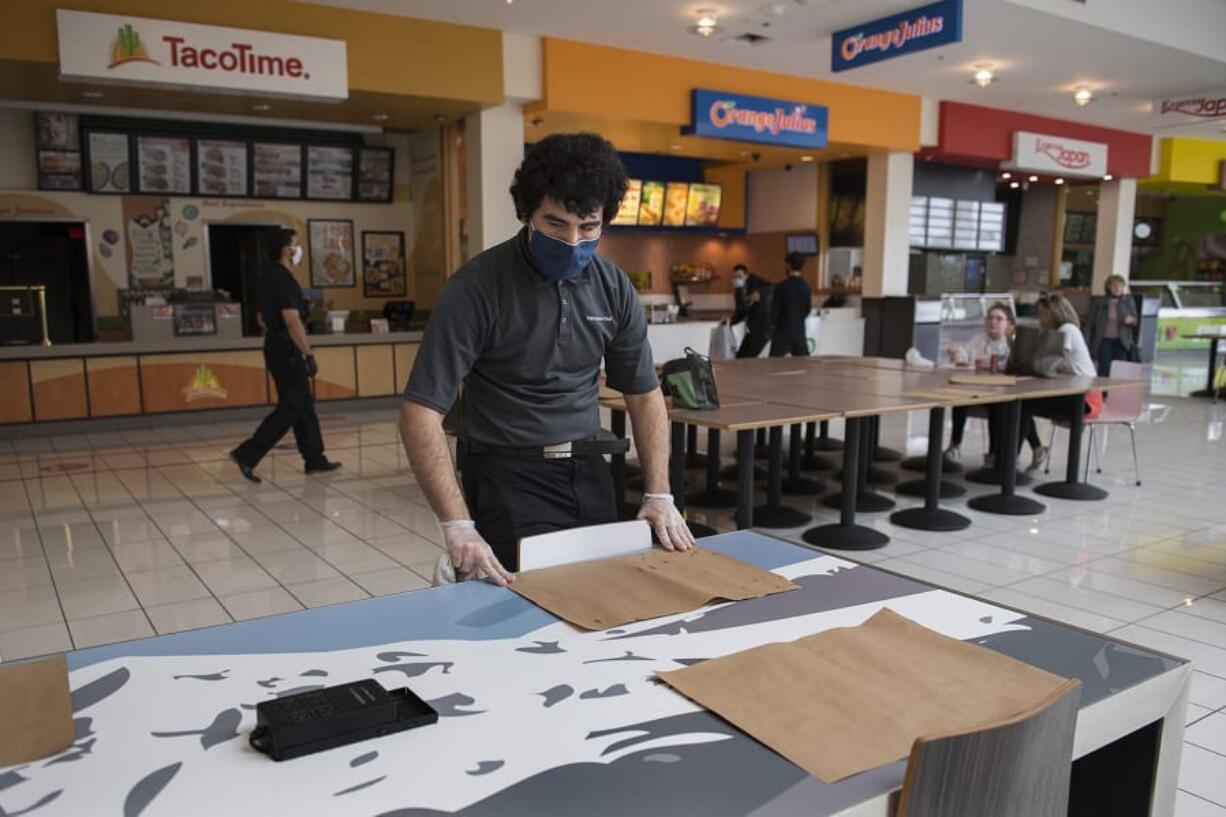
400,133,694,585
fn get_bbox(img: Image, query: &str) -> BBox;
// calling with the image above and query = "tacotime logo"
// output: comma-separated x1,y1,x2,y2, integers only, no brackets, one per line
109,23,160,68
839,15,945,63
183,365,227,402
708,100,818,136
1160,96,1226,119
1034,137,1091,170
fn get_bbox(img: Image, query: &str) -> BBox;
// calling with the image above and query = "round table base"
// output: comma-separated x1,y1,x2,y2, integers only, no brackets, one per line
967,494,1045,516
890,507,972,532
821,491,896,513
801,524,889,551
751,504,813,529
1033,482,1109,501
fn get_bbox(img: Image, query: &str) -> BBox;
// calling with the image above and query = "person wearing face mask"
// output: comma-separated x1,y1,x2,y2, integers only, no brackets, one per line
729,263,771,358
230,228,340,483
400,133,695,586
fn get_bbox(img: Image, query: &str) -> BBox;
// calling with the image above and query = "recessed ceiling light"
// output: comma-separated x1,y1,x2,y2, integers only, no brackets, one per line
252,103,271,112
81,90,104,99
1074,86,1093,106
800,155,814,162
972,65,994,87
1103,174,1114,181
1009,181,1020,189
529,117,544,127
739,151,751,157
1000,172,1012,180
669,144,682,151
1028,175,1038,182
691,8,722,36
1054,178,1065,185
372,113,389,122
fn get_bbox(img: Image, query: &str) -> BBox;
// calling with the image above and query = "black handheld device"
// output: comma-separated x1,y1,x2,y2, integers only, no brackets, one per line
249,679,438,761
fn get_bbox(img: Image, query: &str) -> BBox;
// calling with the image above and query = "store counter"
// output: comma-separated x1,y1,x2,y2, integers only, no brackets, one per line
0,331,422,426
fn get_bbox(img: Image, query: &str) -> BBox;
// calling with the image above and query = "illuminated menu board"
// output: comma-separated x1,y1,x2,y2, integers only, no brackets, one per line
638,181,665,226
909,196,928,247
662,182,690,227
925,197,954,248
909,196,1005,252
977,202,1005,252
685,183,722,227
954,199,980,250
611,179,643,226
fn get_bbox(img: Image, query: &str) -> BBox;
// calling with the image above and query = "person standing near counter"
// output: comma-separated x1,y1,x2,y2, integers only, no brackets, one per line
731,263,772,358
1085,274,1138,376
769,252,812,357
399,133,694,586
230,229,341,483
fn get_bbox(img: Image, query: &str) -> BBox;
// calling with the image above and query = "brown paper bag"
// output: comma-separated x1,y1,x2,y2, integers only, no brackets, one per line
0,654,74,767
658,609,1070,783
511,548,797,631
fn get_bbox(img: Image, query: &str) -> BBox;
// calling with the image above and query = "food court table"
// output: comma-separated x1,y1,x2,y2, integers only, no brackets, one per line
1183,332,1226,398
0,531,1188,817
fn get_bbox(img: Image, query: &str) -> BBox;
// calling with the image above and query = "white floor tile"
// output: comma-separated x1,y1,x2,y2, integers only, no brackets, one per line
170,534,248,565
1181,744,1226,808
55,576,140,620
0,585,63,632
68,609,155,649
144,597,232,635
1005,576,1167,622
230,527,304,556
219,587,303,621
108,539,185,573
252,550,341,584
349,567,429,597
0,621,72,662
193,557,279,596
124,565,212,607
286,577,369,609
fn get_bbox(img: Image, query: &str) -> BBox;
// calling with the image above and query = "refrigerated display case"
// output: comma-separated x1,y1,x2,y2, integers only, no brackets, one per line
1129,280,1226,350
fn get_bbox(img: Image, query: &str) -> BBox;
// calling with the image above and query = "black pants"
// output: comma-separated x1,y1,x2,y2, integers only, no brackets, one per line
458,452,617,572
1096,338,1130,377
737,331,769,358
768,329,809,357
1018,396,1089,454
232,334,325,469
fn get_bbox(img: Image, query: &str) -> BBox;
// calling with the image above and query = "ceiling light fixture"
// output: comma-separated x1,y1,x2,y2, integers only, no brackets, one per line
1000,172,1012,180
1073,86,1093,106
800,155,814,162
669,144,682,151
972,65,994,87
81,90,104,99
691,8,722,37
1009,181,1020,189
1103,174,1114,181
252,103,271,112
1028,175,1038,182
373,113,389,122
1054,178,1065,185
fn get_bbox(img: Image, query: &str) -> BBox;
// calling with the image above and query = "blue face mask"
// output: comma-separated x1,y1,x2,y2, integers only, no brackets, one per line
529,225,600,281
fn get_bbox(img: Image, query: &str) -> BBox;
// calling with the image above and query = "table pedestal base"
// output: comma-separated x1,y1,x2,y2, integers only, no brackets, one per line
1034,482,1109,501
895,477,967,499
751,504,813,528
802,524,889,550
967,494,1045,515
890,507,971,532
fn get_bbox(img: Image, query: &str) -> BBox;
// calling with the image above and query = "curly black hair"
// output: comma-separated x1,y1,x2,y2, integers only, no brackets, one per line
510,133,629,224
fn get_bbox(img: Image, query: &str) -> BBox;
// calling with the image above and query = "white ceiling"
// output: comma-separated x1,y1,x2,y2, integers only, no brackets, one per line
301,0,1226,140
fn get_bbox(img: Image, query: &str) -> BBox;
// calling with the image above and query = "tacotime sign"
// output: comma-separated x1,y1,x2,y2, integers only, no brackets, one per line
684,89,828,149
56,10,348,101
1005,131,1109,178
832,0,963,72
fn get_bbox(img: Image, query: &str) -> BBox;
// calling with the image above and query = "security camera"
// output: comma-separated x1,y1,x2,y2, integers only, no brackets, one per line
751,152,761,162
785,163,794,172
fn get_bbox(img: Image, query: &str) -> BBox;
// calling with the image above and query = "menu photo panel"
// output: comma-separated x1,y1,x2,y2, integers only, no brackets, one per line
253,142,303,199
195,139,248,197
662,182,690,227
637,181,666,227
136,134,192,195
85,131,132,194
611,179,643,226
307,145,355,201
685,183,722,228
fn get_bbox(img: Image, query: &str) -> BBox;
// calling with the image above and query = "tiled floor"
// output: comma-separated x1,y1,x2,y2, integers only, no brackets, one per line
1,358,1224,813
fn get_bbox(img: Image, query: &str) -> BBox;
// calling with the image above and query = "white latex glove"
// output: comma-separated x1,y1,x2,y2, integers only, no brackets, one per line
440,520,513,586
637,494,696,552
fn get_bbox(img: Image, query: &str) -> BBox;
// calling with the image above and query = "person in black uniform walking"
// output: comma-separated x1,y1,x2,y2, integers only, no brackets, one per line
769,252,812,357
731,263,772,359
400,133,694,585
230,228,340,483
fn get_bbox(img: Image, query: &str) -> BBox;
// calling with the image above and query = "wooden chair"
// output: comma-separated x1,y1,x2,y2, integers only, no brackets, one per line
896,679,1082,817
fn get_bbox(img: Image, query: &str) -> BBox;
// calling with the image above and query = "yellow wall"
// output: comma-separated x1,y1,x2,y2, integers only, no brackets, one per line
1149,137,1226,188
1,0,503,104
541,38,921,153
702,165,747,230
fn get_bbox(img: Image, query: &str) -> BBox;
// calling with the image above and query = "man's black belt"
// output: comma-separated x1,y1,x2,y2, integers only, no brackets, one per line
461,438,629,459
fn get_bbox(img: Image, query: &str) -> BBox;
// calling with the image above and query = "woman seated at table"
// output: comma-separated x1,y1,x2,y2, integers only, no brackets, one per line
1014,293,1103,472
943,302,1043,468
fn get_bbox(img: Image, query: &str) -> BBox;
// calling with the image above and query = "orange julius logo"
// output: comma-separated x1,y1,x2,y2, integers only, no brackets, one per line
109,23,160,68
